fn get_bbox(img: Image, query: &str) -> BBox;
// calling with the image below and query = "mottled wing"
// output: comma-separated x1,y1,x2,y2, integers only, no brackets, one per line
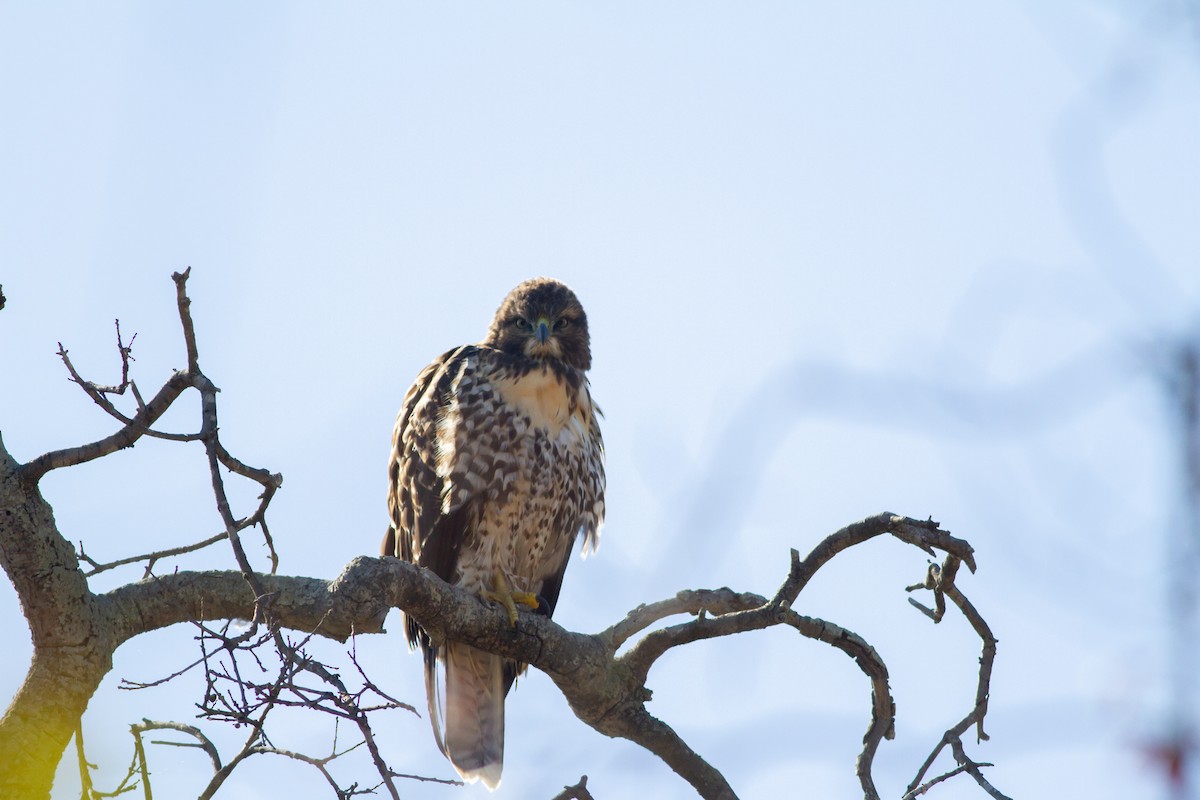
386,345,529,783
384,345,479,650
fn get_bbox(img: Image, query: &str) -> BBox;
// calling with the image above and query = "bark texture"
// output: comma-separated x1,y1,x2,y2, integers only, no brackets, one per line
0,436,114,797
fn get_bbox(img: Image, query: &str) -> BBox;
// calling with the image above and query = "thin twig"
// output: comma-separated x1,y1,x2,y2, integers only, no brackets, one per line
75,720,93,800
119,653,208,691
79,532,229,578
133,727,151,800
87,319,138,395
550,775,595,800
902,760,980,799
21,369,192,481
132,720,222,773
386,770,465,786
54,340,199,443
950,738,1010,800
172,268,199,373
904,552,1005,798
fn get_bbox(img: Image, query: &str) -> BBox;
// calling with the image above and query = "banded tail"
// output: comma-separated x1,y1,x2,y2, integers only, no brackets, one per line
429,642,505,790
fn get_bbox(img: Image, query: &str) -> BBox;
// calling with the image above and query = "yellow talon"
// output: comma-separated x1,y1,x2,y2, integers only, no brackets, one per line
483,567,539,627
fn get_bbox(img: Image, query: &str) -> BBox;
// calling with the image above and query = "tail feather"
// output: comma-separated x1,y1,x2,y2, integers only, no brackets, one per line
424,645,447,759
434,642,505,790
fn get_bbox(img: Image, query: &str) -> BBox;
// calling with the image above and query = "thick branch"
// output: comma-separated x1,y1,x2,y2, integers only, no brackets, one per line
98,556,596,671
100,564,387,647
0,436,114,798
610,708,736,800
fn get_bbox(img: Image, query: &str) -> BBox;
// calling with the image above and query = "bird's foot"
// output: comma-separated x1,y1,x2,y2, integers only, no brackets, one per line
483,567,539,627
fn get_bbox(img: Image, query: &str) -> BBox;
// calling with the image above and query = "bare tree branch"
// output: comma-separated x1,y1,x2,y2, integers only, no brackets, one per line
551,775,596,800
948,737,1009,800
21,369,192,480
902,760,983,799
79,532,230,579
74,721,93,800
172,267,200,374
0,271,1007,800
134,720,223,774
904,554,1004,798
53,330,196,442
600,588,769,652
86,320,138,397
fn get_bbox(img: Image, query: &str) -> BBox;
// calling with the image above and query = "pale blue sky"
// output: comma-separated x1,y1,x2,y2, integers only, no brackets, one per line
2,3,1199,798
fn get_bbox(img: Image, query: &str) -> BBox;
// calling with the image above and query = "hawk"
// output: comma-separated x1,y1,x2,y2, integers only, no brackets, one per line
383,278,605,789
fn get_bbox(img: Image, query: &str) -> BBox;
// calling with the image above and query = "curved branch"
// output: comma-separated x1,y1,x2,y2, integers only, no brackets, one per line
600,588,768,652
583,515,981,799
132,720,223,774
905,554,1005,798
782,612,893,799
604,706,736,800
80,531,229,578
601,583,897,798
620,515,963,684
778,514,975,608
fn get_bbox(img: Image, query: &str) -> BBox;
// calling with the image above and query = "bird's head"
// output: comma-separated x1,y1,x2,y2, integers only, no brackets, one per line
485,278,591,371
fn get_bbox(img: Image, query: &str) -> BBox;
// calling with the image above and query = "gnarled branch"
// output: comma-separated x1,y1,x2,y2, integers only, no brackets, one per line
0,271,1006,800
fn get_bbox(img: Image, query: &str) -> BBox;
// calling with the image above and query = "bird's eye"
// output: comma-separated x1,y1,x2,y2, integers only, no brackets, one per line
512,317,530,330
554,317,571,331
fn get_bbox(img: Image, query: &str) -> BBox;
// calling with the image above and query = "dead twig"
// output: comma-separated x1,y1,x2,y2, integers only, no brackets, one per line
550,775,595,800
79,532,229,579
904,553,1005,799
588,514,995,800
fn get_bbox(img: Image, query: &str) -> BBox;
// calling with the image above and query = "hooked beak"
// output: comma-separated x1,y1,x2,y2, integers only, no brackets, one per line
535,318,550,344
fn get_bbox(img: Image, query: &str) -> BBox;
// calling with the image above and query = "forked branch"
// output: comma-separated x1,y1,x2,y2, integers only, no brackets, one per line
904,555,1007,799
571,514,995,800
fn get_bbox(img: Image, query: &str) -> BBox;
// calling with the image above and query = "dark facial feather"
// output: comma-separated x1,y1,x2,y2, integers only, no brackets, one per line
484,278,591,371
